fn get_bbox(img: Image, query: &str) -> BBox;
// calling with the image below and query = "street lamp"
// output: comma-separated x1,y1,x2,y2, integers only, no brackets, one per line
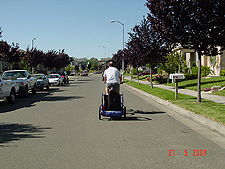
32,38,36,49
99,46,107,69
110,20,125,82
99,46,106,58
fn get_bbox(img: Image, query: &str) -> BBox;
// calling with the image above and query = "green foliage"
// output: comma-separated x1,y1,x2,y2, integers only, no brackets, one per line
157,66,163,75
88,57,98,70
184,74,198,80
201,66,211,77
65,64,73,75
132,68,138,75
162,51,184,74
183,61,189,74
191,67,198,75
220,69,225,76
191,61,196,67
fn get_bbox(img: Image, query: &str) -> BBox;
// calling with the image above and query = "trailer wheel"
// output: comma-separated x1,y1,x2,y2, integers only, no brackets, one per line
99,106,102,120
123,106,126,119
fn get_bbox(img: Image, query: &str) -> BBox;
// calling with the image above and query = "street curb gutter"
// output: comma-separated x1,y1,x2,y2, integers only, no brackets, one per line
124,83,225,137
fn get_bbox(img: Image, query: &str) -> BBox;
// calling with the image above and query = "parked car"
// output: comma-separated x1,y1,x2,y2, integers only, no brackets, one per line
47,74,63,86
81,70,88,76
94,71,102,74
138,68,158,76
2,70,37,97
56,71,69,84
0,75,19,103
32,74,49,90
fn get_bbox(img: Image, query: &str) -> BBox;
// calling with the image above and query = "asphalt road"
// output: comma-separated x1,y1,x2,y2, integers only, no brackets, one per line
0,74,225,169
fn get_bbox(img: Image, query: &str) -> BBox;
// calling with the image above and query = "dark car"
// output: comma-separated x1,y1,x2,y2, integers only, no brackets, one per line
138,67,158,76
81,70,88,76
56,71,69,84
32,74,49,90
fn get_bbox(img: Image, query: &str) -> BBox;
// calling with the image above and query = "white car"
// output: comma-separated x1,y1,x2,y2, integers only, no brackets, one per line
47,74,63,86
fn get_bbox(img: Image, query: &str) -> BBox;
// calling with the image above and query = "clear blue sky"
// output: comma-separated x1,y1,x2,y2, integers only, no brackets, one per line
0,0,149,60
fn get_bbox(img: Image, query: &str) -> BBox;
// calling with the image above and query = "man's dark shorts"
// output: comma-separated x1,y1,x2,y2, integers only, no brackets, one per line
105,83,120,92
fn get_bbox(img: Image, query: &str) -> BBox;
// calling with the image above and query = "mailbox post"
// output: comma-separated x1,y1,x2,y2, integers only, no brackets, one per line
169,74,184,99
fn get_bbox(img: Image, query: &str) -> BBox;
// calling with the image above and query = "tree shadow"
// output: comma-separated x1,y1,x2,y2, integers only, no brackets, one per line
178,79,225,89
0,89,84,114
0,123,51,147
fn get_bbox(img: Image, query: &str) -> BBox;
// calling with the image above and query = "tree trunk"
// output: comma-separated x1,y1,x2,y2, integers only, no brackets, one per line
197,50,202,102
137,67,140,85
150,63,153,88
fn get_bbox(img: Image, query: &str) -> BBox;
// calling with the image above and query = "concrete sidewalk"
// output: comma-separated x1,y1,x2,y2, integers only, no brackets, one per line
125,76,225,105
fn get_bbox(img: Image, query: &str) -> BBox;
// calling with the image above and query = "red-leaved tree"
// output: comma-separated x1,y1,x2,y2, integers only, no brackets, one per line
146,0,225,101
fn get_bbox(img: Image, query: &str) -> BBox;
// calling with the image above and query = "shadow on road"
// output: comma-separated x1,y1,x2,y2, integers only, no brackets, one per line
104,109,166,121
133,110,166,115
0,123,52,147
110,117,152,121
0,88,84,114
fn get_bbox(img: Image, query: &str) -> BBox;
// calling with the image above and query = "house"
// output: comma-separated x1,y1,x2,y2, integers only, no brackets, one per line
173,46,225,76
98,58,112,71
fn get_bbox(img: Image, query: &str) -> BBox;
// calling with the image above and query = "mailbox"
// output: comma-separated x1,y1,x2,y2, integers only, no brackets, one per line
169,73,184,80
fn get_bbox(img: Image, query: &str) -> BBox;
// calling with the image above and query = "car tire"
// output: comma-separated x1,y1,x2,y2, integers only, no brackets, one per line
22,86,29,98
40,85,44,91
7,88,16,103
46,83,49,90
32,84,37,94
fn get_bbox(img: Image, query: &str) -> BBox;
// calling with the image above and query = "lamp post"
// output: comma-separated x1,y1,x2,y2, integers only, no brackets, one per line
99,46,107,69
110,20,125,82
32,38,36,49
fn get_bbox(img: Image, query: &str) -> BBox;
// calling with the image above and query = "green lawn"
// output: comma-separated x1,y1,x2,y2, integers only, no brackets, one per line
125,79,225,125
165,76,225,96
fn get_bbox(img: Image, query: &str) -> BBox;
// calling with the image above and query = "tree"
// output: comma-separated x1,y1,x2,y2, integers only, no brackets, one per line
42,50,58,71
55,49,70,69
146,0,225,101
162,51,184,75
88,57,98,70
0,27,2,38
25,47,44,72
0,40,10,60
112,49,129,71
0,41,24,69
127,17,169,88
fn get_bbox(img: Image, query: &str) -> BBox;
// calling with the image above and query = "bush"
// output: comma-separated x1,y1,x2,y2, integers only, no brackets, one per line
191,67,198,75
185,74,198,80
132,68,138,75
220,69,225,76
153,74,167,84
201,66,211,77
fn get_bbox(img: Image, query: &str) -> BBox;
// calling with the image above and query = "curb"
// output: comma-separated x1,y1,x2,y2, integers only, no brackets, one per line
123,83,225,137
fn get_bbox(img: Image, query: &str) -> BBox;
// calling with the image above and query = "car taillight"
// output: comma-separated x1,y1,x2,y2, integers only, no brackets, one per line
61,76,65,78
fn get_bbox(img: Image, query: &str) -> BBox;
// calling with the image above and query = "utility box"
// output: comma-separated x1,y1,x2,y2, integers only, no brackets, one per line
169,73,184,80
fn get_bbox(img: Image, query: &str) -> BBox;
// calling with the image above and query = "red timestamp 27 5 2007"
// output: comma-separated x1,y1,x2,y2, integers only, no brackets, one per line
168,149,207,156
